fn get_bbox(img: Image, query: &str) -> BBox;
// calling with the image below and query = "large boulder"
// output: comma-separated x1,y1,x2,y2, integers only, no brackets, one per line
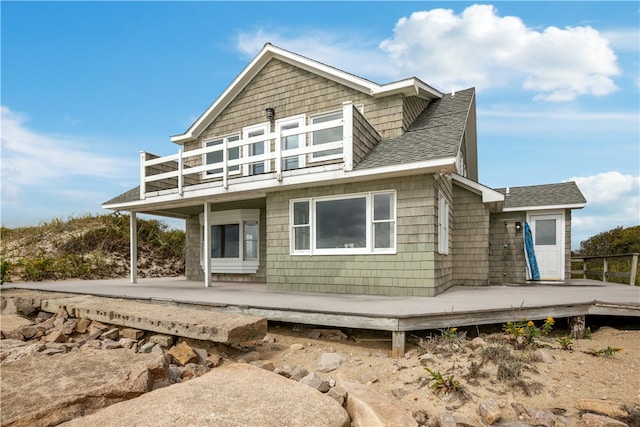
1,349,169,427
61,363,350,427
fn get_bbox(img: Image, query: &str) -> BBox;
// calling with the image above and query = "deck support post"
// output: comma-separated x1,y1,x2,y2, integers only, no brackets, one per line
203,202,212,288
569,316,586,339
391,331,405,358
130,211,137,284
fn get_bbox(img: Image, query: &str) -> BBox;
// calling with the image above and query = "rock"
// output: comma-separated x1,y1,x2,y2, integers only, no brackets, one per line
192,347,208,364
470,337,487,348
439,413,458,427
312,329,348,340
18,324,38,340
1,349,168,427
300,372,331,393
290,343,304,351
250,360,275,371
170,341,198,366
74,318,91,333
529,409,560,427
45,330,67,343
119,327,144,340
534,348,554,364
54,306,69,320
0,314,34,340
577,399,629,419
392,388,407,399
580,412,628,427
1,298,36,316
479,398,502,424
317,352,346,372
413,409,429,425
336,371,418,427
34,317,55,334
101,339,122,350
419,353,437,364
359,371,378,385
207,353,222,368
138,342,156,353
274,365,309,381
62,363,350,427
149,334,174,347
0,342,46,363
101,328,120,340
61,319,78,335
119,338,137,350
327,385,347,406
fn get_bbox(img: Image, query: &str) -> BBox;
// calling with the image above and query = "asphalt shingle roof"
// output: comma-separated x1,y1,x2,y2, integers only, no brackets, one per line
495,182,586,209
103,186,141,206
355,87,474,170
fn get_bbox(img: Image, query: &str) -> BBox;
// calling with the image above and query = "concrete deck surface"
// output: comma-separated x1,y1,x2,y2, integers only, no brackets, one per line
3,277,639,321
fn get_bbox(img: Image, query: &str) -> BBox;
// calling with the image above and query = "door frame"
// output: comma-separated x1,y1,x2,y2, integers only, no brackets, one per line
526,210,565,281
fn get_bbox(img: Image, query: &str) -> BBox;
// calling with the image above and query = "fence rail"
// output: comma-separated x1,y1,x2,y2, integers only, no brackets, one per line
571,253,639,286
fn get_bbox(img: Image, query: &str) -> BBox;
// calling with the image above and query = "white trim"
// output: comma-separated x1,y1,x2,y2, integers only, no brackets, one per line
203,134,241,180
129,212,137,284
310,109,344,163
170,44,443,144
276,114,307,171
504,203,585,212
451,174,504,203
437,191,450,255
526,210,565,280
290,190,396,256
242,122,271,176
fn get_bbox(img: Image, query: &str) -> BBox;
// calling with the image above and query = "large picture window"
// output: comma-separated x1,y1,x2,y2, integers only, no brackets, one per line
200,209,260,273
290,191,396,255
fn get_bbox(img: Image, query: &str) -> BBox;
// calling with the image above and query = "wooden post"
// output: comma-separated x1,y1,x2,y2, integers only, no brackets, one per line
130,212,137,284
569,316,586,339
177,148,184,195
630,254,638,286
603,257,608,282
391,331,405,358
582,258,587,279
203,202,212,288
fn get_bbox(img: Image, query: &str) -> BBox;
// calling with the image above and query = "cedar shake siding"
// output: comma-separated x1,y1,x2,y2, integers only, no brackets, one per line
265,175,446,297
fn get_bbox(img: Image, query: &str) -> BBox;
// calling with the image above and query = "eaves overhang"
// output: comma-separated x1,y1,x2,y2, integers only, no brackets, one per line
452,174,504,204
502,203,586,212
170,43,443,145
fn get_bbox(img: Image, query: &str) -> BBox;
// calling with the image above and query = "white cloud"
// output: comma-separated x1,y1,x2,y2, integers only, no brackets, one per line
379,5,621,101
568,171,640,247
0,106,137,203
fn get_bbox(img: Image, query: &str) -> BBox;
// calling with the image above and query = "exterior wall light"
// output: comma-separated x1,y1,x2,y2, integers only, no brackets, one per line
265,107,275,121
515,221,522,231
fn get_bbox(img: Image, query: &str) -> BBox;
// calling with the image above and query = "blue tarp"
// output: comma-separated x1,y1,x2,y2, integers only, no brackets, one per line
524,222,540,280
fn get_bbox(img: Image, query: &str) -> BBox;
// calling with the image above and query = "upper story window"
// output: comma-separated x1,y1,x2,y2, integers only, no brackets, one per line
242,123,270,176
205,134,240,176
277,115,306,171
438,191,450,255
311,111,343,161
291,191,396,255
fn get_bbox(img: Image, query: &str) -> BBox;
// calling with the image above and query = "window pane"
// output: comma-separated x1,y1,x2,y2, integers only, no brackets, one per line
316,197,366,249
294,226,310,250
535,220,556,245
373,193,393,221
244,221,258,259
293,201,309,225
374,222,394,249
313,112,342,158
212,224,239,258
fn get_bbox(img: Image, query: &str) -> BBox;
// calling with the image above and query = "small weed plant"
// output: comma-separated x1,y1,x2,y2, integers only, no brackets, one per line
556,335,574,351
587,346,623,358
424,368,461,395
503,317,554,348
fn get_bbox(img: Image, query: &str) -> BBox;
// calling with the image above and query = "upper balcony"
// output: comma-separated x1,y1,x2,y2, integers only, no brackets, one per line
139,101,379,200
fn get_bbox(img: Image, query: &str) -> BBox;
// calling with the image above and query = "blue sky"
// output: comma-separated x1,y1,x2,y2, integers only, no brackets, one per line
1,1,638,249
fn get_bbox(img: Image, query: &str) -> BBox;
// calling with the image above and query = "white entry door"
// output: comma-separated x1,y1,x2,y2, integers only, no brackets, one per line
528,212,564,280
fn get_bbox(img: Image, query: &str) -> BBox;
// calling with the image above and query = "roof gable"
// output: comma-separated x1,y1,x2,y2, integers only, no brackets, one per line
355,87,475,170
171,44,443,144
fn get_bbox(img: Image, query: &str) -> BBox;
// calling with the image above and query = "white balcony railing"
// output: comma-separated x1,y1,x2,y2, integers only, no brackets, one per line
140,102,354,199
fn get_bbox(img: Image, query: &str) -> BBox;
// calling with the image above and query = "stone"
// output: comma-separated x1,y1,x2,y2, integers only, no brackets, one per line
170,341,198,366
336,371,418,427
88,320,109,331
207,354,222,368
101,328,120,340
0,342,46,363
528,409,560,427
62,363,350,427
479,398,502,424
392,388,407,399
149,334,174,347
54,306,69,320
1,349,168,427
577,399,628,419
19,325,38,340
274,365,309,381
413,410,429,426
439,413,458,427
1,298,36,316
138,342,156,353
74,318,91,333
300,372,331,393
119,327,144,340
45,330,67,343
0,314,34,340
317,352,346,372
580,413,628,427
290,343,304,351
192,347,208,365
250,360,275,371
61,319,78,335
327,385,347,406
119,338,137,350
101,339,122,350
534,348,554,364
34,317,56,334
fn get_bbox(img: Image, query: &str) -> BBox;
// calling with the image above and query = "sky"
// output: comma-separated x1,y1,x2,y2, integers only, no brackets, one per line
1,1,639,250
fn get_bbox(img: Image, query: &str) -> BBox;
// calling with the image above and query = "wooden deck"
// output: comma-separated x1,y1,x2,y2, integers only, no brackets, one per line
3,277,639,357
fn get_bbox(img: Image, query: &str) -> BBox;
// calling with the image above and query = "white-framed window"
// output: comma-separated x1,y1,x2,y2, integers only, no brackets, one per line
310,110,343,161
276,115,306,171
200,209,260,273
438,191,449,255
290,191,396,255
204,134,241,177
242,123,270,176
